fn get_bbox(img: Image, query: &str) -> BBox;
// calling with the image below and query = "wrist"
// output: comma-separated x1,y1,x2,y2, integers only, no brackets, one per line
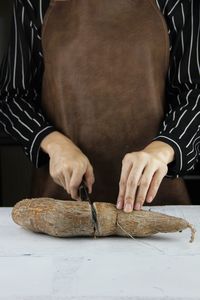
143,141,175,164
40,131,75,156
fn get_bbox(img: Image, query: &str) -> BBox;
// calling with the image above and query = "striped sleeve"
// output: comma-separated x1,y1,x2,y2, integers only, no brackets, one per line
155,0,200,176
0,0,55,167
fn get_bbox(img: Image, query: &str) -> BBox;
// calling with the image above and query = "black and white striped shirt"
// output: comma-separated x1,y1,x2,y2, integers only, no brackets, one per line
0,0,200,176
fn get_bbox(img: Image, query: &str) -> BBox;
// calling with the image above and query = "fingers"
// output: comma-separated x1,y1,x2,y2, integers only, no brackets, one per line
63,172,71,194
146,167,167,204
51,165,71,194
64,162,94,200
52,163,94,201
53,174,66,190
117,152,168,212
60,174,69,193
49,154,94,200
85,165,95,194
122,164,145,212
47,135,95,200
117,153,146,212
134,164,157,211
68,168,84,200
117,157,132,209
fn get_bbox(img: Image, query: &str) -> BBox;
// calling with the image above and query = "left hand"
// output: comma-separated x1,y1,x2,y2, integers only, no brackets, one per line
116,141,175,212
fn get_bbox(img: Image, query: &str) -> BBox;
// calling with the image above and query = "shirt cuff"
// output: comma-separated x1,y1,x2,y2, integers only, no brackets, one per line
29,125,56,168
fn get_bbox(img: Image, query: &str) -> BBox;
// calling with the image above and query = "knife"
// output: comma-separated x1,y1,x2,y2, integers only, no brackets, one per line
78,181,98,233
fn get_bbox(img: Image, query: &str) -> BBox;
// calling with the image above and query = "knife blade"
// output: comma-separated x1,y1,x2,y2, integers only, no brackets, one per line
78,181,98,233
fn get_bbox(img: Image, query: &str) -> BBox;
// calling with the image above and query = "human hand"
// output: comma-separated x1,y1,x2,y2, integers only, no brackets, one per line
116,141,175,212
40,131,95,200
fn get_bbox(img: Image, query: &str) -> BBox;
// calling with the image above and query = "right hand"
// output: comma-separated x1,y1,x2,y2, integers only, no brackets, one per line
40,131,95,200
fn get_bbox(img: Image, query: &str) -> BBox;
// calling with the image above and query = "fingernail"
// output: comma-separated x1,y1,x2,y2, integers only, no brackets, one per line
147,196,153,203
124,203,132,213
134,203,141,211
117,200,122,209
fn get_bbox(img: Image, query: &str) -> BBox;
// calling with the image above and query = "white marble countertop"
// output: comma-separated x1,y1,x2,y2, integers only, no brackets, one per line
0,205,200,300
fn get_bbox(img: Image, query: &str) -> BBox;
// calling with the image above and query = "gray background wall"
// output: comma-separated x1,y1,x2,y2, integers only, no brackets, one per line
0,1,199,206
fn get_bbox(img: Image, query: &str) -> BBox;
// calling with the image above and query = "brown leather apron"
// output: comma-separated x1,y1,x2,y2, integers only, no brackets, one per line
31,0,191,205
